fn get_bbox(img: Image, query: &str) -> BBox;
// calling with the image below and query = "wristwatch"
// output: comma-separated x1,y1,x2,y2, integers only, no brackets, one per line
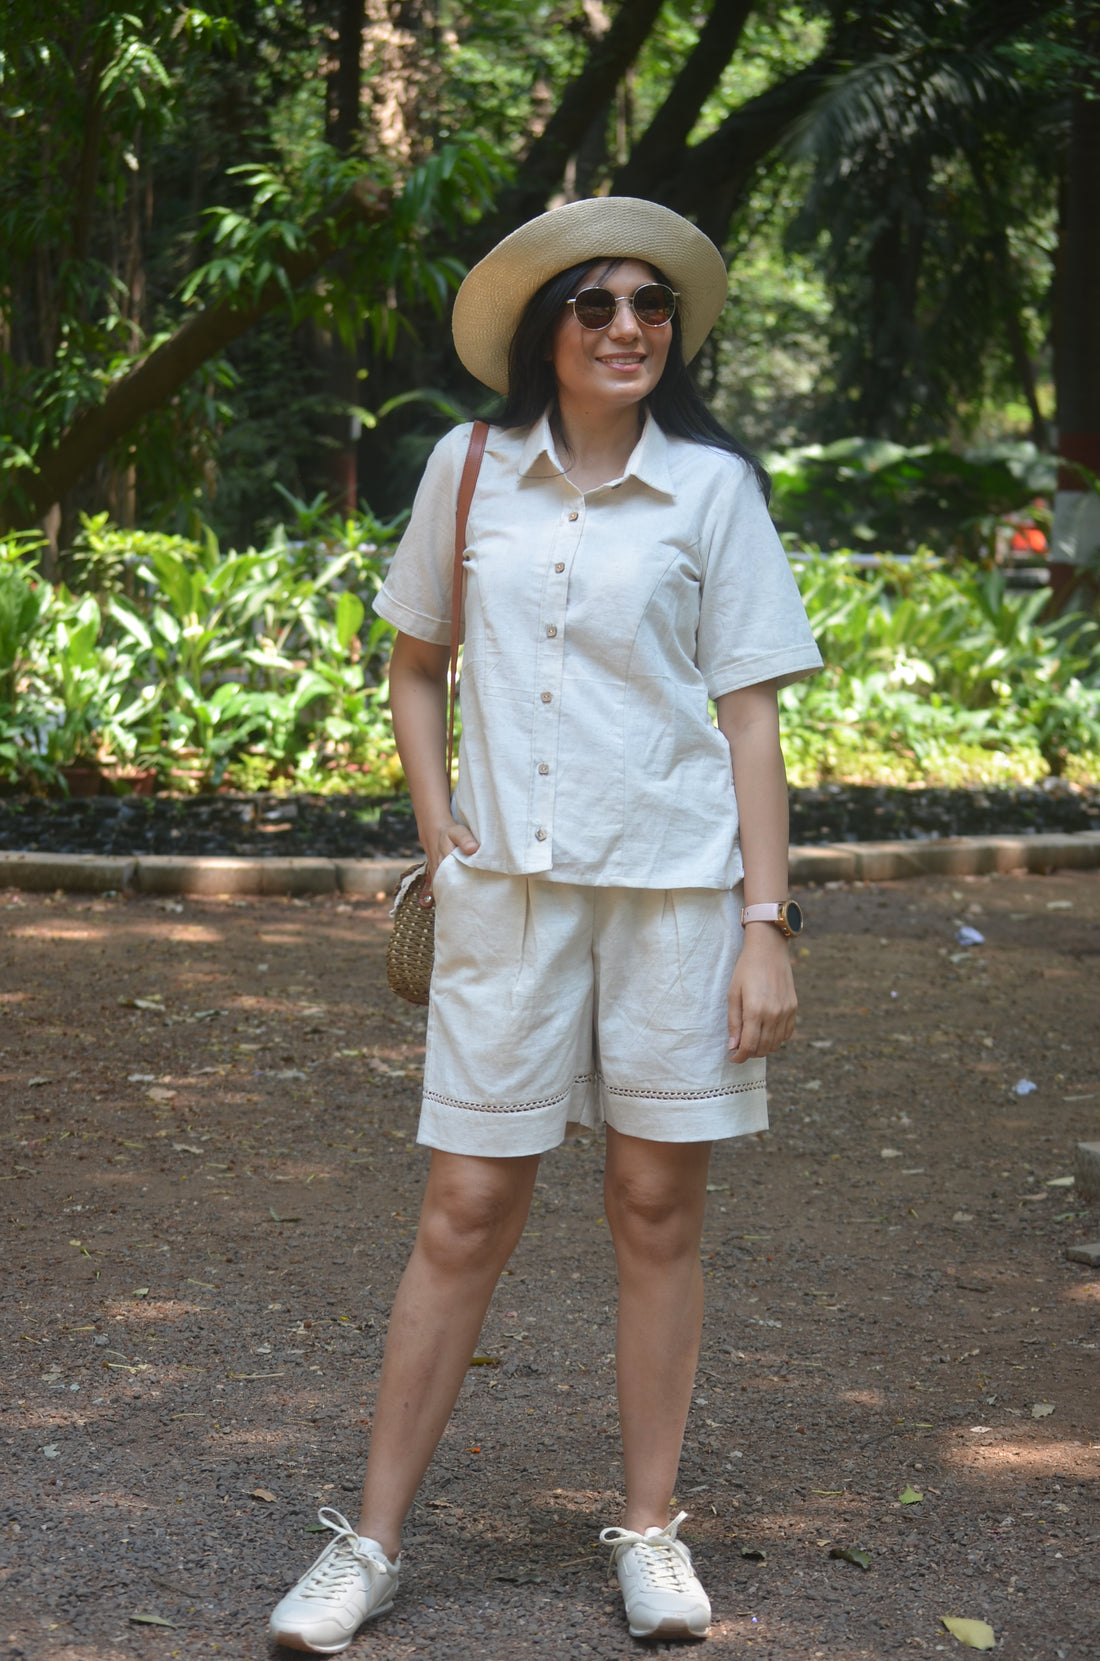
741,900,804,939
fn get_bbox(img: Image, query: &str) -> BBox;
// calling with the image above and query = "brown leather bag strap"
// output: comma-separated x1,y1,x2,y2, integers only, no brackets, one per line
447,420,489,781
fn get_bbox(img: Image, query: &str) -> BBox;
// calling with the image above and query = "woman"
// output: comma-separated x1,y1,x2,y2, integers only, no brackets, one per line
270,196,821,1653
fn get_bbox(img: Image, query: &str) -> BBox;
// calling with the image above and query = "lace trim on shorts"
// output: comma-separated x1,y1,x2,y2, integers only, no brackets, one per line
423,1073,598,1115
601,1079,764,1102
423,1073,762,1114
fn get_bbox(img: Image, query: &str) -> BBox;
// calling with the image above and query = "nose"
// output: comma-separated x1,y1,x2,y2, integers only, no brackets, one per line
606,295,641,340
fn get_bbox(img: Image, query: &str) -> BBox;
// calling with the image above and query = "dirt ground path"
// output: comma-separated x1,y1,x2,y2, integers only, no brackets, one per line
2,868,1098,1661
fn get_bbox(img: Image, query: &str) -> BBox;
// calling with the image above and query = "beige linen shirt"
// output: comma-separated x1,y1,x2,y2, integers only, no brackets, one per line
373,413,822,889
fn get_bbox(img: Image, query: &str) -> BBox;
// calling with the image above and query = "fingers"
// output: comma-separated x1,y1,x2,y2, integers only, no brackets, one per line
421,822,480,905
727,968,797,1063
728,1003,796,1063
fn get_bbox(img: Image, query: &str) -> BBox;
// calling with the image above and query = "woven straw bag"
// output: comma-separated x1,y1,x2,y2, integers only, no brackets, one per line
385,422,488,1005
386,864,435,1005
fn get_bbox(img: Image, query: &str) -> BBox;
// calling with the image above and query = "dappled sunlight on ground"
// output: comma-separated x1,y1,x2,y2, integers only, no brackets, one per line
1061,1280,1100,1305
943,1435,1100,1480
101,1297,210,1321
836,1387,889,1409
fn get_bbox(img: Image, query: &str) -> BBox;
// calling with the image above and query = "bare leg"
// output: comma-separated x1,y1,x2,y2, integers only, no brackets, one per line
357,1148,539,1556
604,1125,712,1532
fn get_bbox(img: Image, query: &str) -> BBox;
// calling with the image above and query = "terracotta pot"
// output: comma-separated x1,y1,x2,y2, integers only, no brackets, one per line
108,768,158,797
58,764,102,798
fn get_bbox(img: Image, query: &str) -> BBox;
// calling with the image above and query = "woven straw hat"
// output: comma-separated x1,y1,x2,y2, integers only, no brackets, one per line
452,196,728,394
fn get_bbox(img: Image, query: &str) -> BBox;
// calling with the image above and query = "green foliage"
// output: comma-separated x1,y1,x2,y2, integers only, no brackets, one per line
768,439,1055,557
0,506,405,792
3,517,1098,798
781,553,1100,785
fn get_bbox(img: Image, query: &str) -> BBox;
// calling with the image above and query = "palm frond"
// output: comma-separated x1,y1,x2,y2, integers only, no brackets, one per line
787,46,1025,173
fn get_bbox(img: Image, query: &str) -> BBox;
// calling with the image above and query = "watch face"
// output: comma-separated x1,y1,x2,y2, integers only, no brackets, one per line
783,900,804,936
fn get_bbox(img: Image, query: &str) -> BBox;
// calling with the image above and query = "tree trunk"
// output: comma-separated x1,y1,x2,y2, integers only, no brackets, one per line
612,0,756,199
2,180,391,532
1051,0,1100,606
487,0,666,238
649,54,839,243
316,0,368,517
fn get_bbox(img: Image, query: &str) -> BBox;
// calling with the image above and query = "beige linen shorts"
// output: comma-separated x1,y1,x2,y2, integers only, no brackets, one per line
418,858,768,1157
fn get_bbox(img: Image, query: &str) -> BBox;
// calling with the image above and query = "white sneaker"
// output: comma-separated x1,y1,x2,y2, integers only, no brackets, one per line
269,1507,400,1654
600,1510,711,1640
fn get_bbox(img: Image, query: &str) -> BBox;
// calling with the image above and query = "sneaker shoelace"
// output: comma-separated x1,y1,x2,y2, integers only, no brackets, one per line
298,1507,385,1600
601,1510,695,1592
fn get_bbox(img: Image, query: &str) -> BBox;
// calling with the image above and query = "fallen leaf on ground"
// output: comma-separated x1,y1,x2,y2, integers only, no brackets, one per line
829,1546,871,1570
740,1545,767,1561
940,1615,994,1649
41,1445,59,1459
1031,1401,1055,1418
129,1614,175,1628
469,1354,501,1367
1045,1175,1074,1187
898,1484,924,1504
250,1488,277,1502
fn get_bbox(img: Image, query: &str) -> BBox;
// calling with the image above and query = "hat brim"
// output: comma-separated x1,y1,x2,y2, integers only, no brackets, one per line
452,197,728,395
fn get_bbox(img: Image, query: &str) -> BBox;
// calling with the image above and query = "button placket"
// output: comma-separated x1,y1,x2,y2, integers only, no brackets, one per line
529,497,582,857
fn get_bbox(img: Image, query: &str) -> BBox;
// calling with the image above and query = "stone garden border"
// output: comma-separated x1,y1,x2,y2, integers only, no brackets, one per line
1,831,1098,896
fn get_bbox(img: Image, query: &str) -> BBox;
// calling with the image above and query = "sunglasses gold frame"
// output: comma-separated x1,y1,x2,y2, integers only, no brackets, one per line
566,284,679,331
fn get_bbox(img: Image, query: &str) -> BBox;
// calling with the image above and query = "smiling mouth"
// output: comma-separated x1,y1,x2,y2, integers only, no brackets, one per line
598,355,645,367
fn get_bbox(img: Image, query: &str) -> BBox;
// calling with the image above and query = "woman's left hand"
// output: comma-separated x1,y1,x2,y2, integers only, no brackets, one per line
727,926,798,1063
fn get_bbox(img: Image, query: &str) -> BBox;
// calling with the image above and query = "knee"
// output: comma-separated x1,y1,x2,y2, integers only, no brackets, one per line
417,1174,525,1272
605,1172,701,1263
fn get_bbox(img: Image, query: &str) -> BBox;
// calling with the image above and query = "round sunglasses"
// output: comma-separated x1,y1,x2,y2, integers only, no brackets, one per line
566,282,679,331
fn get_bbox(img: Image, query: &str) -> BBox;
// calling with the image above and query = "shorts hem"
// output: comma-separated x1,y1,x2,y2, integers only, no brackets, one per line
417,1074,599,1157
601,1079,769,1143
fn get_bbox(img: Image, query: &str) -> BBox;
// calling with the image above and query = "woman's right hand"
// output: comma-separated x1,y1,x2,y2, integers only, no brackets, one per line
421,819,480,903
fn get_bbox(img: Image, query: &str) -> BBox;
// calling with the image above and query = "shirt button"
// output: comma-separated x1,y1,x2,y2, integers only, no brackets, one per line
538,762,549,775
540,691,552,704
567,511,579,522
545,624,558,638
535,827,548,841
554,562,565,573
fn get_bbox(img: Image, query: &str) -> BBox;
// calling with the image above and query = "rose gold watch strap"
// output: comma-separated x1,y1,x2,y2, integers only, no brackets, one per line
447,421,489,781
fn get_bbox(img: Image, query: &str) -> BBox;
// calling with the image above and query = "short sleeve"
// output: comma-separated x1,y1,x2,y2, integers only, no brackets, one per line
695,457,823,698
372,424,473,645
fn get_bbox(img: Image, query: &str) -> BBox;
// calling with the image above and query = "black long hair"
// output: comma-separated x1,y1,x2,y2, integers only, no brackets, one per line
497,257,771,501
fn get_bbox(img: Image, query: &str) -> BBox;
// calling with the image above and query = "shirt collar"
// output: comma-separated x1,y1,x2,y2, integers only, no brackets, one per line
517,408,676,498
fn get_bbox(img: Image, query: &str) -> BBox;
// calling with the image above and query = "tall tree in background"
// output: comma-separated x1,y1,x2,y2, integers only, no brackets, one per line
1051,0,1100,599
314,0,367,516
